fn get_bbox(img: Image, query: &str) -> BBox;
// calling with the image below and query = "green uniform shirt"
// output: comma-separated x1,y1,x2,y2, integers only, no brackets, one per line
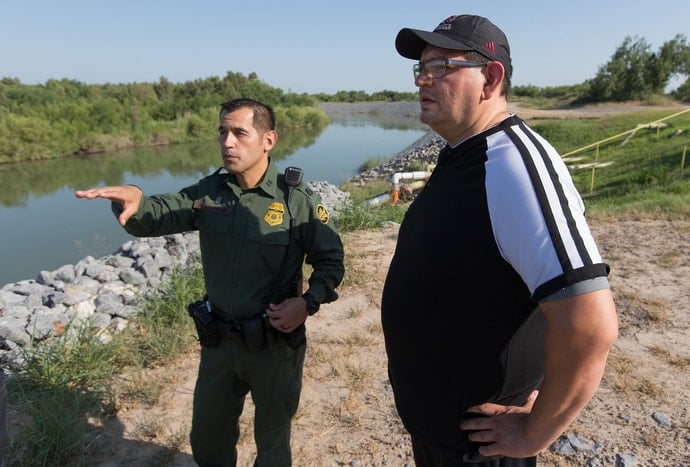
115,161,344,320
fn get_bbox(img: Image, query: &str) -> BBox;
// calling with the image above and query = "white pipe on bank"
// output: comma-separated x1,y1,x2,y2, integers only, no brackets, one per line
391,171,430,186
391,170,432,203
366,192,392,206
365,166,435,206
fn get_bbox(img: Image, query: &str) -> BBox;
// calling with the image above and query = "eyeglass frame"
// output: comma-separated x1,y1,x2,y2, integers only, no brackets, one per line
413,58,488,80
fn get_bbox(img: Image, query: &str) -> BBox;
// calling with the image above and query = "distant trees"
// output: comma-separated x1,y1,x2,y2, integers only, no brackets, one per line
674,79,690,102
512,34,690,104
0,72,327,163
581,34,690,103
511,83,590,103
313,89,417,103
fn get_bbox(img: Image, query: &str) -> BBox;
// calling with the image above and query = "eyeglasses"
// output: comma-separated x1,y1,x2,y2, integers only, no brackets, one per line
413,58,486,80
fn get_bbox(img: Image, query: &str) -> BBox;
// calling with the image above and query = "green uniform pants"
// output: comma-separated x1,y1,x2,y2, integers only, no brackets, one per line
190,336,306,467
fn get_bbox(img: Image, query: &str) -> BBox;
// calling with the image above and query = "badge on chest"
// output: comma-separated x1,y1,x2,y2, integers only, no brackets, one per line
264,201,285,226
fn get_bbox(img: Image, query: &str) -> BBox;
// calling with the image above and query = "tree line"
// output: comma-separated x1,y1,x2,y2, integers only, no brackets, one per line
1,33,688,164
0,68,420,164
513,34,690,103
0,72,334,164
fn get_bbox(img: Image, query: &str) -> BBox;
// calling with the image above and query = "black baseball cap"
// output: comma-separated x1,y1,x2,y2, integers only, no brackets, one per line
395,14,512,80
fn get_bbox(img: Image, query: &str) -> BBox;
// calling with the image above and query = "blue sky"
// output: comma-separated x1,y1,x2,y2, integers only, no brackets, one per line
2,0,689,94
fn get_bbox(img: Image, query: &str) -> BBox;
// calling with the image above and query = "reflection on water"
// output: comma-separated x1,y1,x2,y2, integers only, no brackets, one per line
0,114,427,286
0,126,323,209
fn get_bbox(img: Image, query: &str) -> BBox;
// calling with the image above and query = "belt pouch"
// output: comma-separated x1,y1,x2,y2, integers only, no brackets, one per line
242,317,267,353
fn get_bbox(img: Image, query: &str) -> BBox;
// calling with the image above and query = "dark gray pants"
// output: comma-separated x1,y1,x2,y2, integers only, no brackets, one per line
411,435,537,467
190,337,305,467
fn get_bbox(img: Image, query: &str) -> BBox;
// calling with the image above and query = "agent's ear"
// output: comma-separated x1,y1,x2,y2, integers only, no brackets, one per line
483,61,505,97
263,129,278,151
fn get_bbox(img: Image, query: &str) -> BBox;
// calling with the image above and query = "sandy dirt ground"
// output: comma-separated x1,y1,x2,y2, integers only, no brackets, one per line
77,215,690,466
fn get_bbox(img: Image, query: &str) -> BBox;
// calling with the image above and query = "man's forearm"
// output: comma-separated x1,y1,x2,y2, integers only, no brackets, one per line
526,289,618,450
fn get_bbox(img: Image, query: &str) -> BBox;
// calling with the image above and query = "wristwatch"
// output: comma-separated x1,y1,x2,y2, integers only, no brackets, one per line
303,292,320,315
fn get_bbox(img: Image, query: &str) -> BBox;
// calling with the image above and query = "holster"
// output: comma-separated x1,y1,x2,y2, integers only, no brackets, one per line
187,299,221,348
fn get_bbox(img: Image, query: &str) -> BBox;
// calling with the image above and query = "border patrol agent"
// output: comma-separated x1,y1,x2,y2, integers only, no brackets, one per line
76,98,345,466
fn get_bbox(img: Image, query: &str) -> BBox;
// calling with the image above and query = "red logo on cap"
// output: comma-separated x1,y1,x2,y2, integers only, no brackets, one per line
483,42,496,54
435,15,457,31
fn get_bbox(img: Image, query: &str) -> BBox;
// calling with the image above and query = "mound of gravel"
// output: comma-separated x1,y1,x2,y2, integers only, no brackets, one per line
347,131,444,185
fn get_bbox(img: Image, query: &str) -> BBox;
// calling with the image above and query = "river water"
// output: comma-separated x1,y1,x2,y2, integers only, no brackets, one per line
0,110,426,286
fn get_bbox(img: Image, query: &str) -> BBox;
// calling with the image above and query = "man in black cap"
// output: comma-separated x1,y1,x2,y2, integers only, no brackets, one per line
381,15,618,465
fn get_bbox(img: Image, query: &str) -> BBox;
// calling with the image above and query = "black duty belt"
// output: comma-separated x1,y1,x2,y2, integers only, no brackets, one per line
211,310,244,338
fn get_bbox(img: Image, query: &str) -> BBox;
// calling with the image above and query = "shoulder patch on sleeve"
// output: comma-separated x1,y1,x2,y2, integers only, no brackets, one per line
316,204,330,224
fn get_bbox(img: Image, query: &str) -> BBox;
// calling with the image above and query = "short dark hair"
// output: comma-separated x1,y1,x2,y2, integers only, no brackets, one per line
219,98,276,132
464,50,511,96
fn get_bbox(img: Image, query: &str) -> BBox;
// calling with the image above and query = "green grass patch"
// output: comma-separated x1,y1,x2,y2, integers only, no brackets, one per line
534,108,690,216
336,197,408,232
358,156,390,172
338,180,390,199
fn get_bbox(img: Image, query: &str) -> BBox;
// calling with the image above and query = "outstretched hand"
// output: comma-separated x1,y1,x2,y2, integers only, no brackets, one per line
460,390,542,458
75,185,143,226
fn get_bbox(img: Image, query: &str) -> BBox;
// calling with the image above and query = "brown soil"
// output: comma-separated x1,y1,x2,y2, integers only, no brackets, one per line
77,215,690,466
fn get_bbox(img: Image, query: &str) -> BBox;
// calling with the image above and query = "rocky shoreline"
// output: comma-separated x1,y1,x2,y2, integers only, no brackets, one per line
0,232,198,367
